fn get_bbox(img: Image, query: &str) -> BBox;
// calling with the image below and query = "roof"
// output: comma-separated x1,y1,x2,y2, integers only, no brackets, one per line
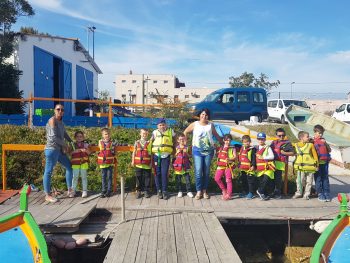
17,33,102,74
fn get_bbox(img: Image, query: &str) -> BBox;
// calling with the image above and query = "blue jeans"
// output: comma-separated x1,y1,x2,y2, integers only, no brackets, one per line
314,163,330,198
154,155,170,192
43,149,73,194
193,152,214,192
101,166,113,193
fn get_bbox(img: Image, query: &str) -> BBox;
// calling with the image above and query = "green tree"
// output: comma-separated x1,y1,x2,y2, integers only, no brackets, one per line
229,72,280,94
0,0,34,114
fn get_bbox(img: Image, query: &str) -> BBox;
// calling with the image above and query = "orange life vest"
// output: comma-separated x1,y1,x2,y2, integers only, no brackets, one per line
97,140,115,165
217,146,235,168
173,146,191,172
134,141,151,165
239,146,253,171
313,137,331,161
271,139,289,163
71,142,89,165
256,146,275,171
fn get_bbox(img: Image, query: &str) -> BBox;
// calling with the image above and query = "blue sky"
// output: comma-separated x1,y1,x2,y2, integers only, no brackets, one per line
16,0,350,98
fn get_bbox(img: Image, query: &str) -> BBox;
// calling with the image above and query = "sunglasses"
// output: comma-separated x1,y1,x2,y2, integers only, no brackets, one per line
55,108,64,112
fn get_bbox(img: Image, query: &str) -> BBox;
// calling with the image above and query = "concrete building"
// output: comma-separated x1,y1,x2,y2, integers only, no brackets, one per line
9,33,102,116
115,72,217,104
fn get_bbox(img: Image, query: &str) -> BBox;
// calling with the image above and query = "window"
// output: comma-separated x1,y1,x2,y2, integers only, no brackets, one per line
253,92,264,103
347,104,350,113
121,94,126,97
174,95,179,99
164,80,168,84
132,80,137,83
338,104,346,112
278,100,283,109
221,93,234,104
185,95,189,99
268,100,277,108
237,92,250,103
153,80,158,84
121,80,126,83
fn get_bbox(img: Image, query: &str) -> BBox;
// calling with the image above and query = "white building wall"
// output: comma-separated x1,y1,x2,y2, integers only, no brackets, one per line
115,73,217,104
13,34,99,112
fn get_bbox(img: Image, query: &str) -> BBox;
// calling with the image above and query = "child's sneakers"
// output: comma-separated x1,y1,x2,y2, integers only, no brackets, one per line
325,195,331,202
45,195,58,203
158,191,163,199
144,191,151,198
221,189,227,200
292,193,302,199
177,191,183,198
82,191,88,198
135,191,142,199
304,195,310,200
162,191,169,200
256,190,269,201
318,194,326,202
68,189,75,198
187,192,194,198
245,192,255,200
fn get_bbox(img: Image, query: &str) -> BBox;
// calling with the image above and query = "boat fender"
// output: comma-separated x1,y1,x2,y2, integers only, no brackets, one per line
65,241,77,250
76,238,88,246
309,220,332,234
52,239,66,249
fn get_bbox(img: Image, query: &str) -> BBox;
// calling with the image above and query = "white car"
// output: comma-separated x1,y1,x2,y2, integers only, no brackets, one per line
267,99,309,124
332,103,350,123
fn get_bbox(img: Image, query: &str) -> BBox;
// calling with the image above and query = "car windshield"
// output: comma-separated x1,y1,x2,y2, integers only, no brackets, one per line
203,92,220,102
283,100,308,108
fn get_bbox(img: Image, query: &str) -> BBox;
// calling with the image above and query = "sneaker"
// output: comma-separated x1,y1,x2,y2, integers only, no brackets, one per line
325,195,331,202
163,192,169,200
101,192,106,198
106,191,111,197
318,194,326,202
144,191,151,198
30,184,39,192
273,194,282,200
158,191,163,199
239,191,247,198
304,195,310,200
187,192,194,198
82,191,88,198
256,190,269,201
68,190,75,198
177,192,183,198
292,193,302,199
203,192,210,199
45,195,58,203
195,192,202,200
246,192,255,200
136,191,142,199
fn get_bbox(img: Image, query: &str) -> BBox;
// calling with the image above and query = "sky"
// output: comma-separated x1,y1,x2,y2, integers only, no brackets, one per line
15,0,350,99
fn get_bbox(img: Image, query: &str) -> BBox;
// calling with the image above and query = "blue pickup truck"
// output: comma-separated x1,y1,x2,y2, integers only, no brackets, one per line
189,87,268,122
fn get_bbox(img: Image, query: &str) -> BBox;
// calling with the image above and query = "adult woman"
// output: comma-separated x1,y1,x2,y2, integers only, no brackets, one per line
184,109,222,200
43,104,73,202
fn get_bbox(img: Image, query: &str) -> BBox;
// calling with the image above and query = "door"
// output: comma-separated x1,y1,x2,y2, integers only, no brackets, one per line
62,61,72,116
334,104,346,121
76,65,93,100
213,92,235,119
234,91,251,120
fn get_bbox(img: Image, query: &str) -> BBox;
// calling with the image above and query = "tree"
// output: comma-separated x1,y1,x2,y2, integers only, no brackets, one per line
229,72,280,94
0,0,34,114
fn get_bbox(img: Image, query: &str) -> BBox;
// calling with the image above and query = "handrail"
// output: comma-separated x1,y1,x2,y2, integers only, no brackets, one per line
1,144,134,192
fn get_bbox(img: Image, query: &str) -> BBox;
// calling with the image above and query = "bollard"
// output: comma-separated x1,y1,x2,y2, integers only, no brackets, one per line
120,175,126,222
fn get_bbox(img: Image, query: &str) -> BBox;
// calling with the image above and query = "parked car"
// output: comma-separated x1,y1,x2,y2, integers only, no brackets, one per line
267,99,309,124
189,87,268,122
332,103,350,123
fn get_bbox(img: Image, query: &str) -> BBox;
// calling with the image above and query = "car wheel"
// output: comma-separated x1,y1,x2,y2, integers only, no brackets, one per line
280,115,286,124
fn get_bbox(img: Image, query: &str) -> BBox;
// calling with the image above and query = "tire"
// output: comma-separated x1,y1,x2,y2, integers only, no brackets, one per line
280,115,286,124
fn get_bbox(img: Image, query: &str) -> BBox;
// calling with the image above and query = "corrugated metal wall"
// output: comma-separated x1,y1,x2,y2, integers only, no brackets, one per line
76,65,93,100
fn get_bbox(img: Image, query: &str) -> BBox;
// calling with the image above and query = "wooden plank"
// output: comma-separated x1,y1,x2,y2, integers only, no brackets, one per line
157,211,168,263
180,212,199,263
166,212,177,263
37,204,74,226
145,211,159,263
0,204,18,216
187,213,209,263
123,211,145,263
104,210,138,263
173,213,187,263
135,210,152,263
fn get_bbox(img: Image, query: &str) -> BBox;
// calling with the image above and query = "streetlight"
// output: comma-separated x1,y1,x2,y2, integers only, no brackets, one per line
88,26,96,60
290,82,295,99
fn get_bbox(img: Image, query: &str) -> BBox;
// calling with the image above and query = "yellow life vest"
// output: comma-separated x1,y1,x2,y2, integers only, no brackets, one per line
294,143,317,172
151,129,173,154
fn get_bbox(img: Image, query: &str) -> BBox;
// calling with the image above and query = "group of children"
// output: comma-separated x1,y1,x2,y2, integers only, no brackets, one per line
67,119,331,202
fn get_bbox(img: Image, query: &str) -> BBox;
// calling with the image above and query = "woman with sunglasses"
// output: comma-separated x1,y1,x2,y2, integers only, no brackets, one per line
43,104,73,203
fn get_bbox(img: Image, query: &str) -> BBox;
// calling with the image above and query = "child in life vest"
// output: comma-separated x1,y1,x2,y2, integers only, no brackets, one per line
214,134,237,200
238,135,256,200
150,118,176,200
312,125,331,202
71,131,91,198
97,128,116,198
293,131,319,200
131,129,152,199
269,128,294,199
255,132,275,201
173,133,193,198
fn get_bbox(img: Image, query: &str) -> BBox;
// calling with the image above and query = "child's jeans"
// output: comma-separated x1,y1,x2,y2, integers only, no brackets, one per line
295,171,313,197
154,155,170,193
101,166,113,193
135,167,151,192
314,163,330,198
273,169,283,195
176,173,191,193
214,168,233,196
257,174,270,195
72,168,88,192
240,171,256,194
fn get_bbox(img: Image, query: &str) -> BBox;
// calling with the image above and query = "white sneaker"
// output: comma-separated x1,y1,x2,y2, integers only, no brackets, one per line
177,191,183,198
82,191,88,198
68,190,75,198
187,192,194,198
